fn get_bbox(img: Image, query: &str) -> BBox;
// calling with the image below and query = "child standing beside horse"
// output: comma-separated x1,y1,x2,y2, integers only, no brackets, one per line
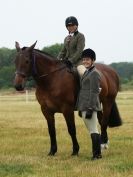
77,48,102,160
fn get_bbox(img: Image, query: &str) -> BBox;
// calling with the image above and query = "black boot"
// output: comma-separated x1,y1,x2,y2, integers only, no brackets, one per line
91,133,102,160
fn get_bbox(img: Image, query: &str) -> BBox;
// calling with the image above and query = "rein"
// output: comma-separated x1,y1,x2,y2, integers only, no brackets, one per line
32,52,66,78
39,66,66,78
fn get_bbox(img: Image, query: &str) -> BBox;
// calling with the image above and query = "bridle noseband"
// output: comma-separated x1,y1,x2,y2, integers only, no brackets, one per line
15,71,26,78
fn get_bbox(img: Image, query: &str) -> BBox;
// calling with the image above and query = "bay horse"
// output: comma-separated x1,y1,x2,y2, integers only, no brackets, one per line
14,41,122,155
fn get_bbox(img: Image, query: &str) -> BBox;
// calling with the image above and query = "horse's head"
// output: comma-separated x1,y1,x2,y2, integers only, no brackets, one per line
14,41,37,91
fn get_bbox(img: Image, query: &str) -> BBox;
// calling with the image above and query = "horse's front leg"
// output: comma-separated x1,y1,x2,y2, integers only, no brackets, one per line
41,107,57,156
63,109,79,156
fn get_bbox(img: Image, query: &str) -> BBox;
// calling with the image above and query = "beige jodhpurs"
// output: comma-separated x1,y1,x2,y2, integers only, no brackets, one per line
82,111,99,134
77,65,86,76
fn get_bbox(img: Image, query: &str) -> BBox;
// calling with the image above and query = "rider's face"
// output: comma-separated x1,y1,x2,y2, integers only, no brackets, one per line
67,25,77,33
82,57,94,69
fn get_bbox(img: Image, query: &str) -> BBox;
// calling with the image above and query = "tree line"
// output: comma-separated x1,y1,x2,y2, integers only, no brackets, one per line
0,44,133,89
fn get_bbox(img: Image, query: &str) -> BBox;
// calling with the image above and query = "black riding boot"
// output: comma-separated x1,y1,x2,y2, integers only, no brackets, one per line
91,133,102,160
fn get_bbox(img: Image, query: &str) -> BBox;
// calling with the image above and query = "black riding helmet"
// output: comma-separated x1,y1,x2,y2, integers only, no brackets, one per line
65,16,78,27
81,48,96,61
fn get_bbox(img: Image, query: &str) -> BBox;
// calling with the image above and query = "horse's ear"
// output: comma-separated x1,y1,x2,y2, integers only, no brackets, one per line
28,41,37,52
15,41,21,52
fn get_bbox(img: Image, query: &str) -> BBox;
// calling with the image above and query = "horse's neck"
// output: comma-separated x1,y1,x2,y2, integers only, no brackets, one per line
34,52,58,77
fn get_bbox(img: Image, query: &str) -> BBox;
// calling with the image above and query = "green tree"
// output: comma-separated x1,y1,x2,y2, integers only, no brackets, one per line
0,48,16,69
42,43,63,57
110,62,133,83
0,66,15,88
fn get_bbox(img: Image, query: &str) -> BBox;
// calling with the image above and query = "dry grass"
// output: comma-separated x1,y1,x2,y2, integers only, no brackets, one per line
0,92,133,177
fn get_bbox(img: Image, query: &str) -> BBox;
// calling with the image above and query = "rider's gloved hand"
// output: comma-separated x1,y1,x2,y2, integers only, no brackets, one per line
85,108,93,119
62,59,73,68
78,111,82,117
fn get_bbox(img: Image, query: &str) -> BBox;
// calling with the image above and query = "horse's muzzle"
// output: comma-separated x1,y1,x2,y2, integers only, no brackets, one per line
14,73,26,91
15,84,25,91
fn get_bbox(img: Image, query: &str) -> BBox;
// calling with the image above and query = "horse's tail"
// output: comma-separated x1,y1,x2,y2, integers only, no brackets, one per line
108,101,122,127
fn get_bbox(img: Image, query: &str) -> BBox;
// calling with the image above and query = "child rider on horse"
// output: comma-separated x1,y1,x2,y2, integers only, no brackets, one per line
77,48,102,160
58,16,85,67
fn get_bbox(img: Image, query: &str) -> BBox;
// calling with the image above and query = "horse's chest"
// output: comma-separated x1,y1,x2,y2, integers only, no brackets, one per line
36,91,56,108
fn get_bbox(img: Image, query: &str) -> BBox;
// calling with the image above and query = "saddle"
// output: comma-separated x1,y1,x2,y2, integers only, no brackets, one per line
61,59,73,72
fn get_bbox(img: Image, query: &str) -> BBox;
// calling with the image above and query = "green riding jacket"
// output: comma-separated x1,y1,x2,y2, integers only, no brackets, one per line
58,31,85,65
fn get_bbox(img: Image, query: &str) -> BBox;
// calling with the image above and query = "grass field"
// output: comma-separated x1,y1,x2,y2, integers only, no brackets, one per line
0,92,133,177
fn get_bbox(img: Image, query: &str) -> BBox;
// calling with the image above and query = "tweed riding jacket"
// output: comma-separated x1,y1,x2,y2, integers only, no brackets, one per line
77,66,101,111
58,31,85,65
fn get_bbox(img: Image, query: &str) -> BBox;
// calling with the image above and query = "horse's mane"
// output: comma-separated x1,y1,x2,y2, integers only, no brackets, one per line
22,47,57,60
34,49,56,59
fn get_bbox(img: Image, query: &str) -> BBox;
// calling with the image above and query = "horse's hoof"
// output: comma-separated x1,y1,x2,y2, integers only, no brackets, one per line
47,146,57,156
47,151,56,156
91,154,102,160
71,145,79,156
71,152,79,156
101,143,109,150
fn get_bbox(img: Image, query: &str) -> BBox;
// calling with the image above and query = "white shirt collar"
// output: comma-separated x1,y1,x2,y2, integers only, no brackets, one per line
69,33,74,37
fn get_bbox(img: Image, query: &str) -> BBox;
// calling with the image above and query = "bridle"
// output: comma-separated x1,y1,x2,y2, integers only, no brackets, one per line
15,52,67,79
32,52,67,78
39,65,66,78
15,71,26,78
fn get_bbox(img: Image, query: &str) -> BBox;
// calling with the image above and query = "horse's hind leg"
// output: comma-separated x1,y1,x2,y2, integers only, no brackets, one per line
41,107,57,156
63,109,79,155
100,99,113,149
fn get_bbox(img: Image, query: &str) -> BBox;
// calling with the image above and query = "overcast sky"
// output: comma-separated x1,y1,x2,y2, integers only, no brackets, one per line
0,0,133,64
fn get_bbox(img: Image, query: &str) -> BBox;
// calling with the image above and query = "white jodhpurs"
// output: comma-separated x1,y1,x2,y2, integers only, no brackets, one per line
82,111,99,134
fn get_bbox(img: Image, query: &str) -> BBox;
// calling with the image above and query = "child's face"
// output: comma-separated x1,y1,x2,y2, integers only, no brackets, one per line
67,25,77,33
82,57,94,68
